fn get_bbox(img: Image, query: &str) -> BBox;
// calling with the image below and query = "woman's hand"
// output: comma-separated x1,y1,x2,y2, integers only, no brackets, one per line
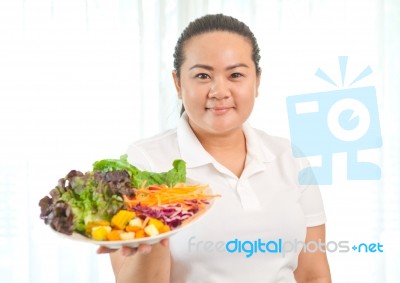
97,238,171,283
294,225,332,283
96,238,170,256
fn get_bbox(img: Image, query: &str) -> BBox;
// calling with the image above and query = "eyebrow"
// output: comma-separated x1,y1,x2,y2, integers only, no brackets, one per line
189,63,249,71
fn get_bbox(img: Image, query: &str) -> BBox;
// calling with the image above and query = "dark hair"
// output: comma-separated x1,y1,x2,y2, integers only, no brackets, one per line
173,14,261,78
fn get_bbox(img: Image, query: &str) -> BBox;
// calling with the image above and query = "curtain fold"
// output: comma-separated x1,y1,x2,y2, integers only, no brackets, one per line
381,0,400,281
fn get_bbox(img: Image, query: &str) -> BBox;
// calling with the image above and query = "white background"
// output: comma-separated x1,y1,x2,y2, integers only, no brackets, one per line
0,0,399,282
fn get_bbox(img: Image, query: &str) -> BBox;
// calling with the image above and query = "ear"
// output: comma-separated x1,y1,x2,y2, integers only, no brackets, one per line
172,70,182,99
255,70,261,97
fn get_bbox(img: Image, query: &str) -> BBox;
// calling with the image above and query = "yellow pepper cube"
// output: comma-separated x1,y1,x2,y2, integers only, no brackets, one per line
159,224,171,234
85,221,111,236
111,210,136,230
106,230,122,241
128,217,143,228
120,232,135,240
144,223,159,237
134,229,145,239
148,218,164,231
125,225,142,232
91,226,111,241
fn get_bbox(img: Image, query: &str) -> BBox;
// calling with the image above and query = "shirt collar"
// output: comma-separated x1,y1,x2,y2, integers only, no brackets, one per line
177,113,214,168
177,113,276,170
242,122,276,164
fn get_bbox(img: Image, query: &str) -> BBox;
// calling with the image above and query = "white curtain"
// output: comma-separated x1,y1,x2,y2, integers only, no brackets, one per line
0,0,398,282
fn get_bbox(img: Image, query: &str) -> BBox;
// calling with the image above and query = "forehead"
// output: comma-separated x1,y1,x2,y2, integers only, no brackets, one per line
182,31,253,66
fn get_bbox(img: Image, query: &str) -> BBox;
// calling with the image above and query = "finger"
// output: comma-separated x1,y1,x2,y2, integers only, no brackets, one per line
96,246,118,254
137,244,152,255
160,238,170,248
121,246,139,256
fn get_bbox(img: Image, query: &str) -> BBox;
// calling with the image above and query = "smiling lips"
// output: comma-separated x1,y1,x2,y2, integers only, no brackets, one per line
206,106,233,114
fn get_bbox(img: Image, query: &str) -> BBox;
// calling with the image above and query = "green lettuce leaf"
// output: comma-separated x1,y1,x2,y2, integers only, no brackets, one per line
92,155,186,188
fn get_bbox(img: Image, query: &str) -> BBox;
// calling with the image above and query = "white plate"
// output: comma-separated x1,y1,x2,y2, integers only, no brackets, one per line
60,221,182,248
52,182,216,249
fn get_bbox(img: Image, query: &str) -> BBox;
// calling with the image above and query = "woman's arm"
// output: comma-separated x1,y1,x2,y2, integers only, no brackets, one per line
294,224,332,283
101,239,171,283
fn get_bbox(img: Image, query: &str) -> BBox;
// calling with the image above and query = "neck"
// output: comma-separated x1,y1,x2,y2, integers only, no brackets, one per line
197,130,245,152
189,122,247,177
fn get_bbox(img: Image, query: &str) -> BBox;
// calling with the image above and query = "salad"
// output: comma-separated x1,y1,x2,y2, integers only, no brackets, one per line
39,155,217,242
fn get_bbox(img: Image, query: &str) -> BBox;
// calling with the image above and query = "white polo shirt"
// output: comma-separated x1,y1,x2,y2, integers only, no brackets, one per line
127,114,326,283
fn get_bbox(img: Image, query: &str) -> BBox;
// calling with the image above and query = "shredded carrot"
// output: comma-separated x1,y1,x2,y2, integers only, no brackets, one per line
123,184,219,208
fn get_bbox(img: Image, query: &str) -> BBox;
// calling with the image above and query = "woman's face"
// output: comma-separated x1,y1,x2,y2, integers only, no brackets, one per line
173,31,260,137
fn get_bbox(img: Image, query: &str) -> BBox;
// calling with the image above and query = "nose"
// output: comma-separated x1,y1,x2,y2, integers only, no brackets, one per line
208,77,230,99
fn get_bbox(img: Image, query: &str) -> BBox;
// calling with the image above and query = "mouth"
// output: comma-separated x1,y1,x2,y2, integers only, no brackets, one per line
206,106,233,115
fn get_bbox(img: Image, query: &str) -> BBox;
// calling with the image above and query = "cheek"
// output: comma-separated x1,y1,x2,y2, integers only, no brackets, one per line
181,91,202,115
181,84,207,105
236,85,257,103
241,98,256,113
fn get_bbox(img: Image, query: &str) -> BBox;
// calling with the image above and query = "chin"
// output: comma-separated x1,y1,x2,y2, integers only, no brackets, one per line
208,122,243,134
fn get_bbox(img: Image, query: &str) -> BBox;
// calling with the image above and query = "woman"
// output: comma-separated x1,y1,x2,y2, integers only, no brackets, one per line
99,14,332,283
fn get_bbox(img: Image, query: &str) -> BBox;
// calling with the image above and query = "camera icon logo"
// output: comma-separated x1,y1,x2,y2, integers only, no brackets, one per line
286,56,382,185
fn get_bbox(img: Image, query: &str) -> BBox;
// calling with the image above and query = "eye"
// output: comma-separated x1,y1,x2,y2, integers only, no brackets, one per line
230,73,243,79
195,73,211,80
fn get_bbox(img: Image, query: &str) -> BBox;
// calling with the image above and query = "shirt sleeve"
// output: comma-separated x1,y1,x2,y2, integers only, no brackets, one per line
299,184,327,227
297,158,327,227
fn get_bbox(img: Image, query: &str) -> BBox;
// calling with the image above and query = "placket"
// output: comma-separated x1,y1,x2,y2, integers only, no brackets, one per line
235,158,266,211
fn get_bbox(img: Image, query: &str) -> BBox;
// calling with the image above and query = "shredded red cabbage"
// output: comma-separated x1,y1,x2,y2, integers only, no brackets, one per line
131,200,209,229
